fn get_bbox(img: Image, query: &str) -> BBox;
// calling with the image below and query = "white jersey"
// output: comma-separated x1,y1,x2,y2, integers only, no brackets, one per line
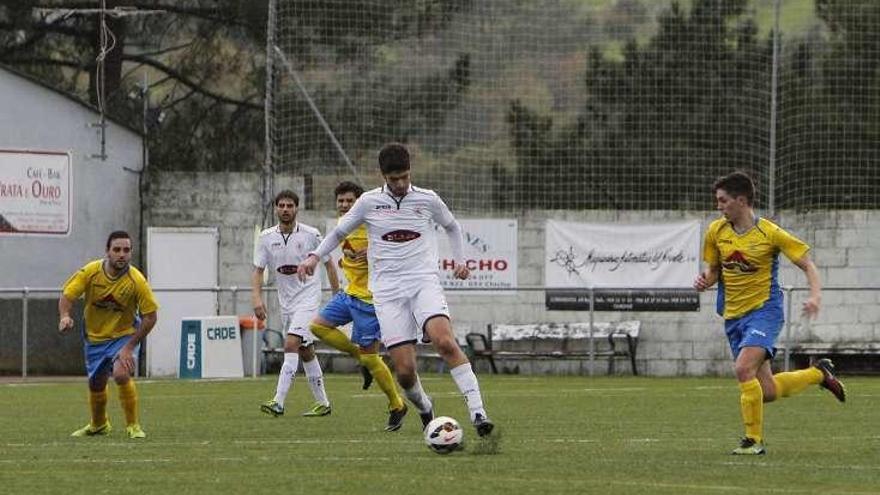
254,223,325,313
312,184,464,300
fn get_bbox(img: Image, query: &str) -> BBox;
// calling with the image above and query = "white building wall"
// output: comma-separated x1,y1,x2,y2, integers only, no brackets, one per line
146,171,880,376
0,67,143,288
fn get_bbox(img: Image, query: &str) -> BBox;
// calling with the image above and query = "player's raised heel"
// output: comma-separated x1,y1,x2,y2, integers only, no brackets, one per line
731,437,765,455
360,365,373,390
302,402,332,417
260,400,284,417
71,421,112,437
815,358,846,403
126,424,146,439
473,413,495,437
419,408,435,430
385,404,408,432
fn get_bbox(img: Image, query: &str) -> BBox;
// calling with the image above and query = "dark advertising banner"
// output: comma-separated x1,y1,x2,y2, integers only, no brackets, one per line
546,288,700,311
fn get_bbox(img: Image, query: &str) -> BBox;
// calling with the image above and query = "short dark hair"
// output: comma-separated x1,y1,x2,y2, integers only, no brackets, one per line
378,143,411,175
275,189,299,206
335,181,364,198
106,230,131,250
714,171,755,206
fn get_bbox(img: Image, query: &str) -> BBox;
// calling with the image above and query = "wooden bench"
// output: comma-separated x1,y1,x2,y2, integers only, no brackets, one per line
261,329,448,373
782,342,880,374
467,321,641,375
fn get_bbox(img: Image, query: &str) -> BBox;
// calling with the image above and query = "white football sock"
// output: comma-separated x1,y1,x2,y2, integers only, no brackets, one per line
450,362,486,422
273,352,299,407
403,377,433,414
302,357,329,406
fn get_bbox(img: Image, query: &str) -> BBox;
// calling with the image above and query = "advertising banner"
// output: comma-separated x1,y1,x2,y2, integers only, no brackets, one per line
0,149,71,235
545,220,701,311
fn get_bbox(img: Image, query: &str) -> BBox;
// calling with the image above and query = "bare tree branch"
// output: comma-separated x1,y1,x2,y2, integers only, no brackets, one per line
124,53,261,109
4,54,261,110
39,2,253,29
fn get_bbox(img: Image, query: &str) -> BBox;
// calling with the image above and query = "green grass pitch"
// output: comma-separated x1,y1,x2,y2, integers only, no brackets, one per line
1,374,878,494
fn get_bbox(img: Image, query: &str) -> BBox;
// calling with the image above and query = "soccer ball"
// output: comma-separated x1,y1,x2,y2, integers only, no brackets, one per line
424,416,463,454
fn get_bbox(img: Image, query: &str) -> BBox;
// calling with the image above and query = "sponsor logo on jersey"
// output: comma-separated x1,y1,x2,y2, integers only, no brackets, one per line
277,264,298,275
374,204,393,210
381,230,421,243
93,294,124,312
722,251,757,273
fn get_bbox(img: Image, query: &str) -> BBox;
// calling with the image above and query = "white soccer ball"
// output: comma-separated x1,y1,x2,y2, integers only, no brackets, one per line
424,416,464,454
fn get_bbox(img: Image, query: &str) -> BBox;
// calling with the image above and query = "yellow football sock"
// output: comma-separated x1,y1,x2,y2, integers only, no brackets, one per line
89,387,108,427
772,367,822,398
739,378,763,442
360,353,405,411
310,322,360,357
117,379,139,426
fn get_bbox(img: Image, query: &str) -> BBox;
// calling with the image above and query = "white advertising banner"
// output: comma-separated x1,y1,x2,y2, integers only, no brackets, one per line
545,220,700,311
325,218,518,292
0,150,71,235
436,219,517,291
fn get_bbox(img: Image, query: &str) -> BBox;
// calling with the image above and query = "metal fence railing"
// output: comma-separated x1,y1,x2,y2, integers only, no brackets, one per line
2,286,877,378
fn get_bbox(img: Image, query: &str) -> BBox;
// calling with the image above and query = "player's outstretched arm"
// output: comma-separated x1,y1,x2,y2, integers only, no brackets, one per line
794,254,821,318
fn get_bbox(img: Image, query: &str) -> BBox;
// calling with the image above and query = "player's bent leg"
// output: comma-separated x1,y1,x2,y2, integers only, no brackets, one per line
310,319,360,357
425,316,495,437
389,343,434,429
755,360,778,403
423,315,467,367
815,358,846,402
771,364,822,400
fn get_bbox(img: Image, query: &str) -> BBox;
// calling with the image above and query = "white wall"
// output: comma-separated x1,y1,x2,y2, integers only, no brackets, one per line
146,171,880,376
0,67,143,288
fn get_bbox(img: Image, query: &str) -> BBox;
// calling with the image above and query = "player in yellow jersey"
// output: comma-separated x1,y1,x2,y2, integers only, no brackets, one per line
694,172,846,455
307,181,408,431
58,231,159,439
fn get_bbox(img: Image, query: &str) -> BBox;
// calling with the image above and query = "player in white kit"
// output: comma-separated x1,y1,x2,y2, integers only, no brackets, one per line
298,143,495,437
254,190,340,417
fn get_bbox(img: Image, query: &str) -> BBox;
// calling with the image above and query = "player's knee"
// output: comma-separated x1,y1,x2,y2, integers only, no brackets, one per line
432,338,460,359
298,345,315,361
396,371,416,389
734,364,756,382
112,371,130,385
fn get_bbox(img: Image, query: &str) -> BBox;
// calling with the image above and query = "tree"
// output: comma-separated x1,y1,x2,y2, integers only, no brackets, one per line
506,0,768,209
0,1,267,171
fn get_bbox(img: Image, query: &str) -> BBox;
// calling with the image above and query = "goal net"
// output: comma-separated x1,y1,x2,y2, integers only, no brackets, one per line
266,0,879,213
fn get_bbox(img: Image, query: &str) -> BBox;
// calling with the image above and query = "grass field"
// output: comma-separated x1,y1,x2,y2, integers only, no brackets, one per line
1,374,878,494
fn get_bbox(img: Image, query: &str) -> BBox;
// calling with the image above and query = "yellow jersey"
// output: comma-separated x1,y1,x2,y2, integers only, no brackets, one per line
703,217,809,319
339,222,372,303
62,259,159,342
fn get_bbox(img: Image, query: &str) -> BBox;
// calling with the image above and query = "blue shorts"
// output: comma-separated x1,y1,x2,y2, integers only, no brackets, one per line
319,292,381,348
83,333,138,380
724,303,784,360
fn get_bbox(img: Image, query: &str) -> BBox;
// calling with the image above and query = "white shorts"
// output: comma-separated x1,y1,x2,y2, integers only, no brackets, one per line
281,308,318,346
374,280,450,348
